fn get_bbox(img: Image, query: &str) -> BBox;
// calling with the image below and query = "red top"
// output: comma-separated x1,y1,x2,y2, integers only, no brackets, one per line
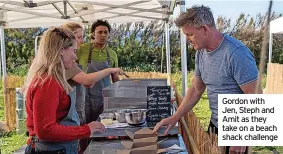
26,77,90,142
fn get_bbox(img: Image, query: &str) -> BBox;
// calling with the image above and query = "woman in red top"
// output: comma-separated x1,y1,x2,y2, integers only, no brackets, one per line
23,27,105,154
62,22,124,154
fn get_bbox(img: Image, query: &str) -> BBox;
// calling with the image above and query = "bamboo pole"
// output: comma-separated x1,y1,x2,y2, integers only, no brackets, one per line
172,102,200,154
253,1,273,154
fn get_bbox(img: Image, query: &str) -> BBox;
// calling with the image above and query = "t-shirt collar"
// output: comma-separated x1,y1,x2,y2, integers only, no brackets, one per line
93,44,108,52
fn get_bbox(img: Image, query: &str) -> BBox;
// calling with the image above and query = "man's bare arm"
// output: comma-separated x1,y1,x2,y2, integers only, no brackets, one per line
173,75,206,120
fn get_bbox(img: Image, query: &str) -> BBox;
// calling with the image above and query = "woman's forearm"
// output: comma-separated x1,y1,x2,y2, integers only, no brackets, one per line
72,68,112,85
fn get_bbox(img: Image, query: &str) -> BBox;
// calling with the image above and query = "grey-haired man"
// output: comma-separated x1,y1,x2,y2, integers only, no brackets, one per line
154,5,262,154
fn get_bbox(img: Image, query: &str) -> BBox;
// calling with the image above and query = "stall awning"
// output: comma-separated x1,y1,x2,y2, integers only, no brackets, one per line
270,16,283,34
0,0,176,28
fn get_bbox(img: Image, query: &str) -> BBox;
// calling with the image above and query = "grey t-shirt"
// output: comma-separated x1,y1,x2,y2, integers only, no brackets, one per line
195,34,258,127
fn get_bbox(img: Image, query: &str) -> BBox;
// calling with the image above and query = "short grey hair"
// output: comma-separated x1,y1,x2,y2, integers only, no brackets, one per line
175,5,216,28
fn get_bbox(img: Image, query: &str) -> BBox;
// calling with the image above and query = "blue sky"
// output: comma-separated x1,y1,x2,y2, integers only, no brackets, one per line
174,0,283,24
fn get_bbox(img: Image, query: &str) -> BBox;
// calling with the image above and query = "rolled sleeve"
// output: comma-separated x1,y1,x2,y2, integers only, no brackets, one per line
65,65,82,80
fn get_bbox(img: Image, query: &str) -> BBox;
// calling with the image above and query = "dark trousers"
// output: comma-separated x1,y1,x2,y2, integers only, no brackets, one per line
78,139,88,154
208,121,248,154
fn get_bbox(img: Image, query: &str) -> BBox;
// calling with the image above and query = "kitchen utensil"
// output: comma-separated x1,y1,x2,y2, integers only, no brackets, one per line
125,109,147,125
114,109,131,123
123,73,130,78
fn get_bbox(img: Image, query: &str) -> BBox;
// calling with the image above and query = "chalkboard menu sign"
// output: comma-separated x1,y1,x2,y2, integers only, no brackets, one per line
146,86,171,122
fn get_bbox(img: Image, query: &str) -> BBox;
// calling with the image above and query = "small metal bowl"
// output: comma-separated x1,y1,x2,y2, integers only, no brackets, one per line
113,109,131,123
125,109,147,125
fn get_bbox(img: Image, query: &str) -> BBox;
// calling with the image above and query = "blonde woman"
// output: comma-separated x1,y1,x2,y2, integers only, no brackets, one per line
62,22,124,154
62,22,84,48
23,27,105,154
62,22,123,124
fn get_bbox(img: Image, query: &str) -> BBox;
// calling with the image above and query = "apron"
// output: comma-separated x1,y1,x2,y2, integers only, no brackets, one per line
74,64,86,125
74,65,88,154
85,43,111,123
25,90,80,154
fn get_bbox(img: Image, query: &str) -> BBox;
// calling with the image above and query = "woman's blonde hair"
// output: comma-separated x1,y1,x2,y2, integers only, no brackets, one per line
23,27,75,96
62,22,83,33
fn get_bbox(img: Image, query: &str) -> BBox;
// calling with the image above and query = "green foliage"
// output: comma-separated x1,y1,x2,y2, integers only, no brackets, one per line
108,21,194,73
172,72,211,130
5,13,283,76
8,64,29,77
252,146,283,154
109,12,283,74
5,28,45,75
217,13,283,69
261,74,267,89
0,130,28,154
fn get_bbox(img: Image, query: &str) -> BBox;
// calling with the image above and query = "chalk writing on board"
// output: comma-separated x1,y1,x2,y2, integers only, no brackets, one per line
147,86,171,122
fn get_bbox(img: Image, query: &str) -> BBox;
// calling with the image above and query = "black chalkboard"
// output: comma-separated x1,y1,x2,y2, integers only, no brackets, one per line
146,86,171,122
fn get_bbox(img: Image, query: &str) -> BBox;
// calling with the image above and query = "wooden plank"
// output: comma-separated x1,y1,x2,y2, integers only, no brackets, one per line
4,76,25,130
266,63,283,94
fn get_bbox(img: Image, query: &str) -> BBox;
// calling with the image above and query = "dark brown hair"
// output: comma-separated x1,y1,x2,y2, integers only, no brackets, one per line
91,19,111,33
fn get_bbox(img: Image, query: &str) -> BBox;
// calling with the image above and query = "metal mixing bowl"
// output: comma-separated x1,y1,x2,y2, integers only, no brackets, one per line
113,109,131,123
125,109,147,125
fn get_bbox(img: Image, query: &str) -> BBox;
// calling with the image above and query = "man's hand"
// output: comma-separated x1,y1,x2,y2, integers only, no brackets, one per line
229,146,246,154
153,116,178,135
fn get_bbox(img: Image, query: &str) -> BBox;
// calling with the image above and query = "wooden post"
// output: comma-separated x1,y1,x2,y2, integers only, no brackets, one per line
266,63,283,94
4,76,25,130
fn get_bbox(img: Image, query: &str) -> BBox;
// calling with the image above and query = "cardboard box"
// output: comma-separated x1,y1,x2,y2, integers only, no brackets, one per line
121,141,157,149
117,128,168,154
125,128,157,139
117,145,167,154
133,136,158,143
